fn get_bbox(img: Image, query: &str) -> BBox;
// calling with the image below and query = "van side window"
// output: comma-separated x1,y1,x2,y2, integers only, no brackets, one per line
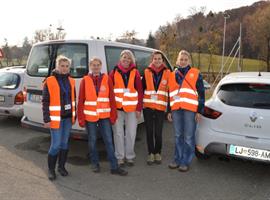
105,46,124,72
105,46,171,75
133,50,152,75
27,45,50,77
56,44,88,78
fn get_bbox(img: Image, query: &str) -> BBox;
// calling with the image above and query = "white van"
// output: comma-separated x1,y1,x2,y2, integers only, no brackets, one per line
21,39,172,139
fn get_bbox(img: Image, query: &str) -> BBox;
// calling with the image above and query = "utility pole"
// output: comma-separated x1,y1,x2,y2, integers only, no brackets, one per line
57,26,64,40
238,23,242,72
221,12,230,78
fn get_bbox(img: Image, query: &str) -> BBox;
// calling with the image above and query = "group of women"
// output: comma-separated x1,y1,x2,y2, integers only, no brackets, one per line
42,49,205,181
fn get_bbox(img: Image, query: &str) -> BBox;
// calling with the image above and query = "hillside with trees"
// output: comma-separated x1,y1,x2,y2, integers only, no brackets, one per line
1,1,270,72
152,0,270,71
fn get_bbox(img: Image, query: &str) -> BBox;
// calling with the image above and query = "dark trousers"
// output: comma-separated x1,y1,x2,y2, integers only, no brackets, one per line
143,108,165,155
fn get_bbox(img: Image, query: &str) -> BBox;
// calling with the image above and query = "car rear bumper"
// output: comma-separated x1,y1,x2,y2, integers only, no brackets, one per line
21,116,88,140
196,125,270,159
0,105,23,117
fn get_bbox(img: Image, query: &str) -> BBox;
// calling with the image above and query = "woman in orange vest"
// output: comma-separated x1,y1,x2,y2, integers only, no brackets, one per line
142,51,170,165
109,50,143,167
78,57,127,176
167,50,205,172
42,55,76,181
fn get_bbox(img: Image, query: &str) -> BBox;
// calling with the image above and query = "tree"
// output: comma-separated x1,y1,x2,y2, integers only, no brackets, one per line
10,46,24,65
22,37,32,57
155,23,178,62
246,5,270,71
2,38,11,66
33,26,66,43
116,30,145,46
146,32,156,48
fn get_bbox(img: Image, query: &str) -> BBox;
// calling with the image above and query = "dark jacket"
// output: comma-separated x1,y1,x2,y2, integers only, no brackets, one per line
42,71,76,123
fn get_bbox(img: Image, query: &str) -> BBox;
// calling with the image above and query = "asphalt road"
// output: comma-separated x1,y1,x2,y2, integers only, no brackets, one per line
0,116,270,200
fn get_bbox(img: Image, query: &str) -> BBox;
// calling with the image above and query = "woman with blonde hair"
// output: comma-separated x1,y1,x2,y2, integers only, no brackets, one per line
109,50,143,167
167,50,205,172
42,55,76,180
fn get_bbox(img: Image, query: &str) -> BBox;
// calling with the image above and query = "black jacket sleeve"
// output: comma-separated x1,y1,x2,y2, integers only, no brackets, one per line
196,74,205,114
42,83,51,123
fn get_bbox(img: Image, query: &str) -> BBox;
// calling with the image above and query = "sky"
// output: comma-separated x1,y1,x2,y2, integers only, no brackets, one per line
0,0,260,46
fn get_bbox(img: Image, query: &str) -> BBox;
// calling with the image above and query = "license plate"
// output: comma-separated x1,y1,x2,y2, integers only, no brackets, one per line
0,95,4,102
229,144,270,161
28,94,42,103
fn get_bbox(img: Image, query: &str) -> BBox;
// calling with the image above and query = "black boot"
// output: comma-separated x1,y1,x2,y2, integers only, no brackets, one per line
58,149,69,176
48,154,57,181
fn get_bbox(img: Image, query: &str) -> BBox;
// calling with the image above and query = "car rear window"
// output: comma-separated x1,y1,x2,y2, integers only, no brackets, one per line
217,83,270,109
0,72,20,89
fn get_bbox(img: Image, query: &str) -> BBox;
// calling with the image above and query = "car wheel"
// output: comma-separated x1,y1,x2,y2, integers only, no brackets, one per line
195,148,210,160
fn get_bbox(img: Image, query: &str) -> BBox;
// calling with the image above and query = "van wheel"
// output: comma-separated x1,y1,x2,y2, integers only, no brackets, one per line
195,149,210,160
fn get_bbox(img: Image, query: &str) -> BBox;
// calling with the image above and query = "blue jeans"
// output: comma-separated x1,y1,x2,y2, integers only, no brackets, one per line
172,109,196,166
86,118,118,170
48,118,72,156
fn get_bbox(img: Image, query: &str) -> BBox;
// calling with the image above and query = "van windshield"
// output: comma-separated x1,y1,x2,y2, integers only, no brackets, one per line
27,43,88,78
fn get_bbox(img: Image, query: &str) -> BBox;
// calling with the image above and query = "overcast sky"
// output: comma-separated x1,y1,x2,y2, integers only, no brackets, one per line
1,0,259,46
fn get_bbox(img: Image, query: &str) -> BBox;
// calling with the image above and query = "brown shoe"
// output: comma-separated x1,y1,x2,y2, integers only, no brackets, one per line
168,162,179,169
178,165,189,172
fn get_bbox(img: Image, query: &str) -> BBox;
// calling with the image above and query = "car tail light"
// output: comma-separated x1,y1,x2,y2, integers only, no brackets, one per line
203,106,222,119
23,87,27,102
14,91,24,105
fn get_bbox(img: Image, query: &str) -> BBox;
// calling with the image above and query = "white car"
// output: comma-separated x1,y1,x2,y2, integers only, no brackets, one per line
0,66,25,117
196,72,270,162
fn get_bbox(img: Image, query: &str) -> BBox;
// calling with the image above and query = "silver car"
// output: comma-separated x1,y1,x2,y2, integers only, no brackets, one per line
0,66,25,117
196,72,270,162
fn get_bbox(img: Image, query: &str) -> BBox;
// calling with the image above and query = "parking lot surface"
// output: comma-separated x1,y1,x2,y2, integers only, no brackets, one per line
0,116,270,200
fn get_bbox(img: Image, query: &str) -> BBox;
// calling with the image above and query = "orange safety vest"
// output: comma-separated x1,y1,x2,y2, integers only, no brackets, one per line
143,68,170,111
113,69,138,112
46,76,76,129
168,67,199,112
83,74,111,122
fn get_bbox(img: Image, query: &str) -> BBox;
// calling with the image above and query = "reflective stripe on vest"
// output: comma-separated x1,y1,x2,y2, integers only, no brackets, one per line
143,68,170,111
46,76,76,129
83,74,111,122
168,68,199,112
113,69,138,112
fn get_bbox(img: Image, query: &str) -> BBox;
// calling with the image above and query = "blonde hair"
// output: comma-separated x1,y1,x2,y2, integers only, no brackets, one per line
89,57,102,65
56,55,71,68
120,50,136,65
176,50,191,66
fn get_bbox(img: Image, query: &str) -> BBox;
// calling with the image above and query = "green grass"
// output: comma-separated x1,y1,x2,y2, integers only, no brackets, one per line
191,53,267,73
